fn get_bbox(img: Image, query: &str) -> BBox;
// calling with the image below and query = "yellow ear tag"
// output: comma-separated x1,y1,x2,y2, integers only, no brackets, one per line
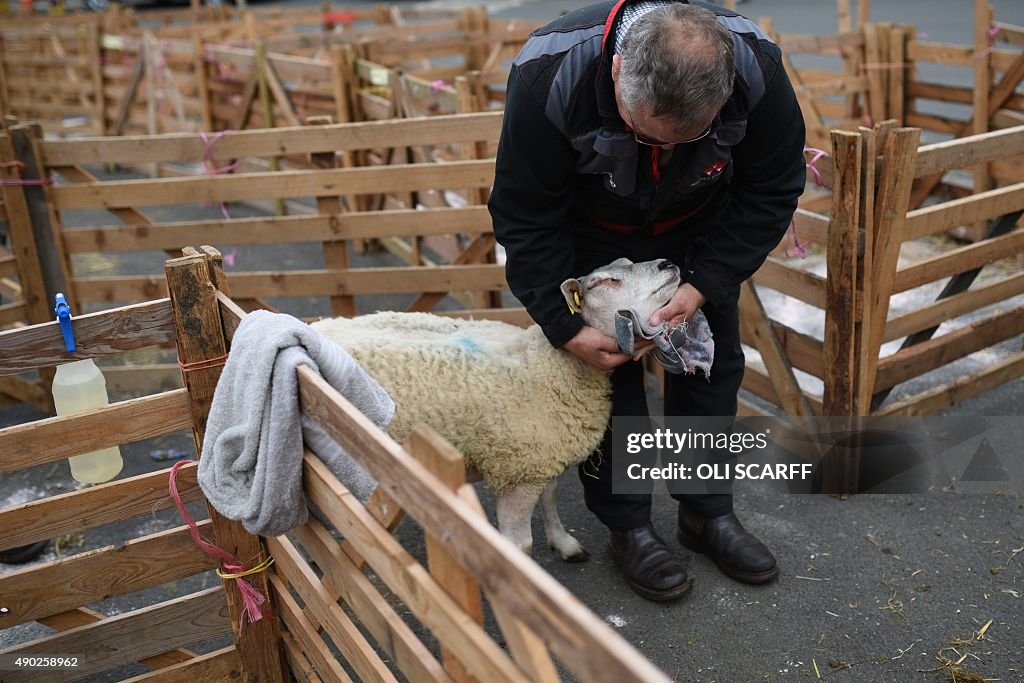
568,290,582,315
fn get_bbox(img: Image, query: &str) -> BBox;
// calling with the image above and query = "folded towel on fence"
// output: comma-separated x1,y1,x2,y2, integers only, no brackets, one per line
199,310,395,537
614,308,715,379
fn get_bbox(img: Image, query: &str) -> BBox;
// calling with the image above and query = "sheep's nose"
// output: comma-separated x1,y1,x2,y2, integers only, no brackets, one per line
658,259,674,271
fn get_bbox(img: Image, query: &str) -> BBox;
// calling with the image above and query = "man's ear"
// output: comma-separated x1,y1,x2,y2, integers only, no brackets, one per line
611,53,621,82
561,278,584,314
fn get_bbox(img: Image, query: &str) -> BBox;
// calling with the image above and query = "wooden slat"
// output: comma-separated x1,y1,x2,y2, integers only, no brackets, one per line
0,588,231,683
904,112,964,135
0,254,18,279
793,209,830,244
267,535,399,683
0,375,51,412
41,112,503,165
739,282,816,417
406,428,489,683
292,521,453,683
903,183,1024,239
874,308,1024,392
893,229,1024,292
270,574,355,683
280,631,325,683
751,257,827,309
51,160,496,210
907,81,973,105
876,352,1024,416
300,453,530,683
775,32,863,53
906,41,974,64
0,298,176,375
741,366,824,415
0,301,28,327
862,128,921,412
35,606,199,671
0,522,218,627
297,369,671,683
884,271,1024,342
74,264,508,302
119,647,242,683
739,319,825,379
914,125,1024,178
0,389,192,473
994,21,1024,48
0,463,201,552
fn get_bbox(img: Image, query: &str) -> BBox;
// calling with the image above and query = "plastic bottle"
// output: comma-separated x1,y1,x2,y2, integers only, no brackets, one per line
52,359,124,484
50,293,123,485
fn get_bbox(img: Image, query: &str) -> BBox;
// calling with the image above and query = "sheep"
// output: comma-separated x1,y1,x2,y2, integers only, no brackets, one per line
310,257,683,561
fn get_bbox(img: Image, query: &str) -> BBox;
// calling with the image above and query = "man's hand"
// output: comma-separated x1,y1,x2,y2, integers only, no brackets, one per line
564,325,651,371
651,283,708,330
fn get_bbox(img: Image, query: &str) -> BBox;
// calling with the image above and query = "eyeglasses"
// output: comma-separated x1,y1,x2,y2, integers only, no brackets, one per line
625,108,715,147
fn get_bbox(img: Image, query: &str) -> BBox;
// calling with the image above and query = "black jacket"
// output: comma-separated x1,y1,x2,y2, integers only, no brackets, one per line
488,0,806,347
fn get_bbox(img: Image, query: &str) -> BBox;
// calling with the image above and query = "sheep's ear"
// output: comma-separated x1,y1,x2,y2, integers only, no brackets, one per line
561,278,584,314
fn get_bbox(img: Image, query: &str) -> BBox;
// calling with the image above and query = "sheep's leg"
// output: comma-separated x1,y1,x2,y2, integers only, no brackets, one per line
495,485,542,557
539,478,589,563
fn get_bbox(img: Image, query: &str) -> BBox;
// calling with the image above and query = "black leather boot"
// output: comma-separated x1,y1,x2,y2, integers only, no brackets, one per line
677,507,778,584
609,525,693,602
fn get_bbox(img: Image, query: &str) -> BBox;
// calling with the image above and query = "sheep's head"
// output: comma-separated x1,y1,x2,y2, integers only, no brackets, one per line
560,258,681,339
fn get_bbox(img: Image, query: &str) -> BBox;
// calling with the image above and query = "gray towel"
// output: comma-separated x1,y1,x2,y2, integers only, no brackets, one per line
199,310,394,537
614,308,715,379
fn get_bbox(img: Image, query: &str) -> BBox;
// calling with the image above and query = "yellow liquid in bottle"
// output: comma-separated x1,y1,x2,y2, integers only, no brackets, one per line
52,359,124,484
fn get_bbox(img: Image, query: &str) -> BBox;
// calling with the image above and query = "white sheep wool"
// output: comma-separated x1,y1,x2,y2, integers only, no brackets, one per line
311,311,612,494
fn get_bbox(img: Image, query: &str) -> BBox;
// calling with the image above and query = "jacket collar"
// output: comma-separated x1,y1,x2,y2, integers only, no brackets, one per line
595,0,630,131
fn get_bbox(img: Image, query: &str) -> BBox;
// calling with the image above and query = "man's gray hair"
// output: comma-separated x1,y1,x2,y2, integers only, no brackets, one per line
619,4,735,129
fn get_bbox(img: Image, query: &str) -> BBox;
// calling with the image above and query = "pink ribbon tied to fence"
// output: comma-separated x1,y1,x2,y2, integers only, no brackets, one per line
784,147,831,259
975,26,1001,61
168,460,273,635
0,160,54,187
198,130,242,220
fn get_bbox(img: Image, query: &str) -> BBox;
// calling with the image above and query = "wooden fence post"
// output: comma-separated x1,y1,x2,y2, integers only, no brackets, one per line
0,132,54,411
405,425,562,683
824,130,862,418
405,426,484,683
86,22,107,136
307,115,357,318
255,41,285,216
165,250,287,683
193,33,214,132
860,127,921,413
821,130,862,494
0,134,49,326
971,0,994,239
9,124,70,306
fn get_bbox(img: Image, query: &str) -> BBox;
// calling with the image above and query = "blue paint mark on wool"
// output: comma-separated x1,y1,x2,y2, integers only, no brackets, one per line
454,337,482,355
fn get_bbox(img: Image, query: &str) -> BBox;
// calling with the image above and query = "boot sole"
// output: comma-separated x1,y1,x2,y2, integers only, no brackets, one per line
625,575,694,602
677,528,779,585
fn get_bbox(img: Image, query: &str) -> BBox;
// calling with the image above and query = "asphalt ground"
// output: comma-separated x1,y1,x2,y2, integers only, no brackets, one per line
2,1,1024,681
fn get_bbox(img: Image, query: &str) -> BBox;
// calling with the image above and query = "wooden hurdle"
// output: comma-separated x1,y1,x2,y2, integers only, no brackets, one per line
0,246,671,683
0,112,513,394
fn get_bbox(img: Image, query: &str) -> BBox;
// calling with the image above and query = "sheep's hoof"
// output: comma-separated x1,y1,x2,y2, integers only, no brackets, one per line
563,547,590,563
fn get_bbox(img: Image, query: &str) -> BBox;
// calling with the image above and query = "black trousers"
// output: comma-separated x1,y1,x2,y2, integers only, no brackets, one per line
577,285,745,530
